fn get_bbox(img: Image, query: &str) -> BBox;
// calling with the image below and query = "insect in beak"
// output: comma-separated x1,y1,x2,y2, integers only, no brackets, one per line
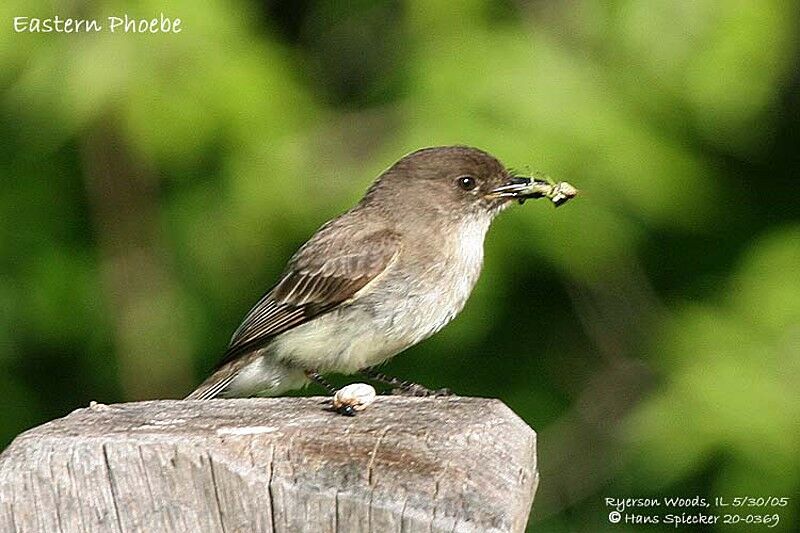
488,175,578,207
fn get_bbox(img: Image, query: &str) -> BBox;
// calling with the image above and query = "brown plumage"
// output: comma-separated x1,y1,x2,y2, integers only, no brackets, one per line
218,229,400,367
187,146,556,400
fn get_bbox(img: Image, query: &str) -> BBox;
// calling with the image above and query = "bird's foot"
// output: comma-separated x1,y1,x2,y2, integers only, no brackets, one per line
360,367,453,397
391,384,453,397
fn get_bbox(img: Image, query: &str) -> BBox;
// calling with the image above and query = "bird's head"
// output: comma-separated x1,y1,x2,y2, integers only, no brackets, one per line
362,146,574,223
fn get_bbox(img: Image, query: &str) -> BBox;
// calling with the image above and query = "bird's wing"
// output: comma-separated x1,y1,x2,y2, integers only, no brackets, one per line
214,228,400,369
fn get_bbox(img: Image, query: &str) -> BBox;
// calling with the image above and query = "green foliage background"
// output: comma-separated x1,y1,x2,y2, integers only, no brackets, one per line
1,1,798,530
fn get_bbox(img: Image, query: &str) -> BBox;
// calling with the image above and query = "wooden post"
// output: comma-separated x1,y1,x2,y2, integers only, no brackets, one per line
0,396,538,533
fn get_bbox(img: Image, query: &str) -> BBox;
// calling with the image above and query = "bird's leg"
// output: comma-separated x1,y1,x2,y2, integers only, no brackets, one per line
360,368,452,397
304,369,337,395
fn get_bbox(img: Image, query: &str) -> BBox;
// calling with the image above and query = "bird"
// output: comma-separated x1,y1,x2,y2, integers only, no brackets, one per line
186,146,572,401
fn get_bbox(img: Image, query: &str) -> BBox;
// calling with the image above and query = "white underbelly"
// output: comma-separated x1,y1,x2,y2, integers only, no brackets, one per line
269,307,413,373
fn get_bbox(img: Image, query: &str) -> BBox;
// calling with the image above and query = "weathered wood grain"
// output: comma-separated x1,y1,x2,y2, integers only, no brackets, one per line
0,397,538,533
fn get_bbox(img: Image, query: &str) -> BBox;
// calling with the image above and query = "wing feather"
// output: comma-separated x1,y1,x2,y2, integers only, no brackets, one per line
213,229,400,369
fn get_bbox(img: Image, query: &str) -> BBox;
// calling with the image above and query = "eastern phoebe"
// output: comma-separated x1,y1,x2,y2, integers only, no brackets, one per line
187,146,574,400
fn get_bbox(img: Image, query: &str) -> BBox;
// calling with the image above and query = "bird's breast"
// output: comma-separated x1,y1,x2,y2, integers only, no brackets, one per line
269,217,490,373
372,215,489,341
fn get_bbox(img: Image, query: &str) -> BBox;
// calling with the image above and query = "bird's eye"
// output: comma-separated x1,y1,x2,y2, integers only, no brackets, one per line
456,176,477,191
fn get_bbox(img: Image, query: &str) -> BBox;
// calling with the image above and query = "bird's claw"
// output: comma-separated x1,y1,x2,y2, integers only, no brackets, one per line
391,384,453,397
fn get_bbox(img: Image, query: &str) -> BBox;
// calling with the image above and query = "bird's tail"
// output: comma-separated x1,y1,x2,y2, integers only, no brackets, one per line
184,370,238,400
185,355,310,399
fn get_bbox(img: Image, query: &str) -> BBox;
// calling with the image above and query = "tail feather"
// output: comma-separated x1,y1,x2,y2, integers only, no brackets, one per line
185,353,311,399
184,371,238,400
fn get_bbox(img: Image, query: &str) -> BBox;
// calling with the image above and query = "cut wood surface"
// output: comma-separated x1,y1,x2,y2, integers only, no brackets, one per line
0,396,538,533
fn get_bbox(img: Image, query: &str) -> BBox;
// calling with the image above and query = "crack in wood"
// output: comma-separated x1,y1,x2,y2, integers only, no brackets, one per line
267,444,278,533
207,455,228,533
367,425,393,487
101,444,124,533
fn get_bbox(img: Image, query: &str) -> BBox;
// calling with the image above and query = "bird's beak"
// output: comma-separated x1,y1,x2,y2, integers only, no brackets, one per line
487,176,534,199
487,176,578,207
